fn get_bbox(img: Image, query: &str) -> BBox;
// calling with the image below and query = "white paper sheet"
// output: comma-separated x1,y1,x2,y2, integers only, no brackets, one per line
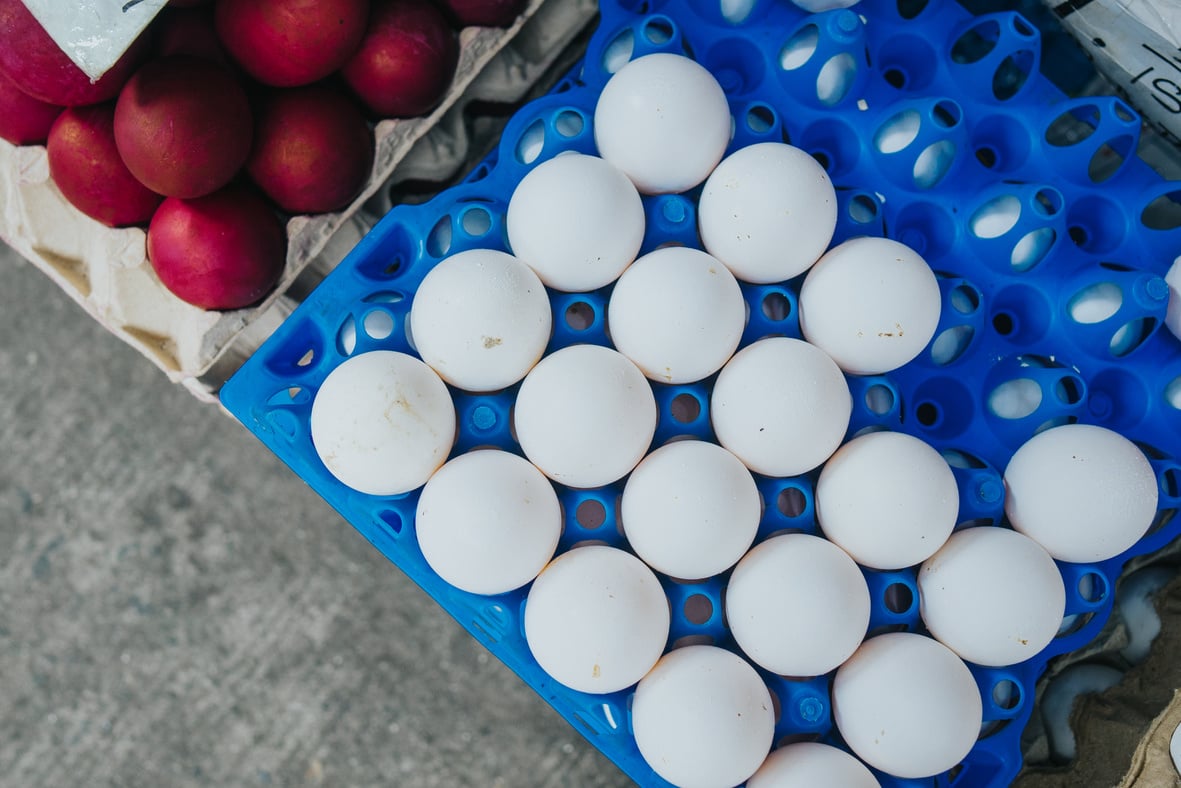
20,0,166,81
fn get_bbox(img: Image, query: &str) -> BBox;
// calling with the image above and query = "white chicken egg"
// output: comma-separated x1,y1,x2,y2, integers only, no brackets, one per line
513,344,657,488
725,533,871,677
632,645,775,788
697,142,837,284
620,440,760,580
799,236,942,375
815,430,958,570
833,632,982,779
309,350,455,496
1003,423,1158,563
415,450,562,596
710,337,852,477
408,248,552,392
524,545,670,694
607,246,745,384
593,53,732,195
747,742,880,788
506,152,645,292
919,526,1065,667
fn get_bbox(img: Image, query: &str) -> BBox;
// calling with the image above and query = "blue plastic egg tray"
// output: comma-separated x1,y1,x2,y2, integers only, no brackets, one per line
221,0,1181,785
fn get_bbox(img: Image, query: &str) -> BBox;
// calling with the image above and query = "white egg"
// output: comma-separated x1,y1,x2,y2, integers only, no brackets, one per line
747,742,880,788
309,350,455,496
607,246,745,384
506,152,645,292
594,53,731,195
632,645,775,788
524,545,670,694
408,249,552,392
816,431,958,570
799,236,942,375
513,344,657,488
1004,423,1158,563
710,337,852,477
415,450,562,596
698,142,837,284
620,440,760,580
919,526,1065,667
833,633,982,779
726,533,870,677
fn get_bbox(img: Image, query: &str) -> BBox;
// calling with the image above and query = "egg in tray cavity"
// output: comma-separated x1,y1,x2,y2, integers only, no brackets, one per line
300,50,1166,788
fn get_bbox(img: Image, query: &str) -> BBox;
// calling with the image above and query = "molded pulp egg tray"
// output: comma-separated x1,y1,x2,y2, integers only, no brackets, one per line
220,0,1181,785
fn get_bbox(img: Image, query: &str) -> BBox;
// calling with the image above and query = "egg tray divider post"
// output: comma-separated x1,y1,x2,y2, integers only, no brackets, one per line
220,0,1181,785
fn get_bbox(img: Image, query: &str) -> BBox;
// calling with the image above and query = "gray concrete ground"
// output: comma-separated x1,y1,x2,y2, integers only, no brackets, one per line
0,241,632,788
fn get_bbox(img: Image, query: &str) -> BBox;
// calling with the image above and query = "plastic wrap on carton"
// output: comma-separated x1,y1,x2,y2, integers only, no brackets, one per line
1047,0,1181,142
1118,0,1181,48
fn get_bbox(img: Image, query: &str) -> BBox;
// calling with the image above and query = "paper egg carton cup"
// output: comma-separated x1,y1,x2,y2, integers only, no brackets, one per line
0,0,597,404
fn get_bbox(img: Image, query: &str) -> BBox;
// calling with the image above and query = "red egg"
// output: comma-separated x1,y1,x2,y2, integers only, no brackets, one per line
0,68,62,145
215,0,370,87
246,85,374,214
0,0,147,106
152,6,230,64
114,56,253,199
341,0,459,119
147,183,287,310
47,104,162,227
